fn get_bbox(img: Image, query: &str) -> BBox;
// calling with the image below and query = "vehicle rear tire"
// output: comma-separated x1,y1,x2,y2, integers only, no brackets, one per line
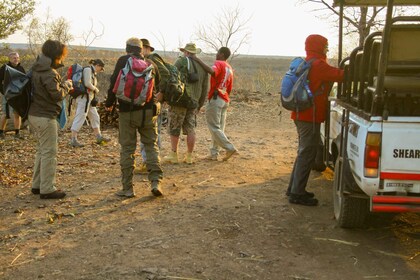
333,157,369,228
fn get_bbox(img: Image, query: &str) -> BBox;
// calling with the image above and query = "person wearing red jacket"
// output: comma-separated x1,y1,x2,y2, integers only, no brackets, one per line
286,34,344,206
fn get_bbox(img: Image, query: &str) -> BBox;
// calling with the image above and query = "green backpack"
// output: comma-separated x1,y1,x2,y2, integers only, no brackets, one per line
149,53,185,104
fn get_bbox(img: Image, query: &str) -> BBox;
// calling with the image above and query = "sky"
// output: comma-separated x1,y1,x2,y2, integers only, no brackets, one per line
1,0,338,57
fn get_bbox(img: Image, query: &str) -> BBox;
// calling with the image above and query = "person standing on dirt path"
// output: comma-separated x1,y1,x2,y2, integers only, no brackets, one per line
286,34,344,206
70,58,110,148
163,43,208,165
105,37,163,198
28,40,73,199
135,38,164,174
191,46,238,161
0,52,26,140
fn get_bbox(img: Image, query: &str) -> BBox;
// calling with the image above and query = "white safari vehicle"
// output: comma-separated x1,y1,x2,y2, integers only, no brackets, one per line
323,0,420,228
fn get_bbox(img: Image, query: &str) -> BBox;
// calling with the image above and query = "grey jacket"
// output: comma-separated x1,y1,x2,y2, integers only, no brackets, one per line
29,54,71,119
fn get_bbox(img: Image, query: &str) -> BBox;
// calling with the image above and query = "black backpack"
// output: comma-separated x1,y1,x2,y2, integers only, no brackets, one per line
3,65,32,120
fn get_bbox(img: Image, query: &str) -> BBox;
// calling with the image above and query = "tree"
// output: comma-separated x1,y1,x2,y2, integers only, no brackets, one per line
25,9,73,56
0,0,36,40
194,5,252,59
299,0,386,47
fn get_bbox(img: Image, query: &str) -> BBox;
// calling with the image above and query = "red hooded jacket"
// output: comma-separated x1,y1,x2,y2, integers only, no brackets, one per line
291,34,344,123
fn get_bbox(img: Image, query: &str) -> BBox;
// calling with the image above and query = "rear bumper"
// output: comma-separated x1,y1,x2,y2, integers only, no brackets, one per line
371,195,420,212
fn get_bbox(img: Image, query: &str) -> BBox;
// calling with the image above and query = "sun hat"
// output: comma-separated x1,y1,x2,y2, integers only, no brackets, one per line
179,43,202,54
141,38,155,52
126,37,143,48
93,58,105,67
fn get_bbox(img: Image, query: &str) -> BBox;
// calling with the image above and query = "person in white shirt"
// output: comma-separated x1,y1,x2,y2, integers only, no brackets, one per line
70,59,110,147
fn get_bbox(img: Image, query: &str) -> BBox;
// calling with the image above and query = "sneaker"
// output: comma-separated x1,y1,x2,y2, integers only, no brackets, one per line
40,190,66,199
134,162,148,174
115,189,135,198
163,151,179,164
286,190,315,198
14,134,24,140
151,181,163,197
222,149,239,161
31,188,40,195
70,138,84,148
184,153,194,164
288,194,318,206
205,154,218,161
96,135,110,144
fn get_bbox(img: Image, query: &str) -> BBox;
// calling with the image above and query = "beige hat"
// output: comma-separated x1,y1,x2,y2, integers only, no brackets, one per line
180,43,202,54
126,37,143,48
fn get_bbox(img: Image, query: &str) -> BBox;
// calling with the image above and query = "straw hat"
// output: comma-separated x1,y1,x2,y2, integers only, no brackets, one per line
179,43,202,54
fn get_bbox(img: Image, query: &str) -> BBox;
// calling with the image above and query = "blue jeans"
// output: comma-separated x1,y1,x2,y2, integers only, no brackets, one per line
287,120,320,195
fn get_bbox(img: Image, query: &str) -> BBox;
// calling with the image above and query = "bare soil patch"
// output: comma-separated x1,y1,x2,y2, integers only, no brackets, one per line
1,91,419,280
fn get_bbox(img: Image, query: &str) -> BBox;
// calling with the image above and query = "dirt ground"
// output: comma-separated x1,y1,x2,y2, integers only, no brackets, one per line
0,91,419,280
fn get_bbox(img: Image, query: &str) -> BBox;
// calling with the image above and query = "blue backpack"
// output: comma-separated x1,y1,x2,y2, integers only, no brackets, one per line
66,63,87,98
280,57,316,112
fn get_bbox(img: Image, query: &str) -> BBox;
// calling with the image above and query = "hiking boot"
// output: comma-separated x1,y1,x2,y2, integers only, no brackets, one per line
286,190,315,198
31,188,40,195
40,190,66,199
134,162,148,174
288,194,318,206
163,151,179,164
115,189,135,198
96,135,110,144
151,181,163,197
223,149,239,161
70,138,84,148
184,153,194,164
14,134,24,140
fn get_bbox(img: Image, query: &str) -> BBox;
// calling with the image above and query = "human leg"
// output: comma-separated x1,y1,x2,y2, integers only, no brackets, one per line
12,112,23,139
205,98,236,156
138,108,163,195
28,115,64,198
164,106,186,163
70,95,89,147
117,111,138,197
88,105,109,144
288,120,319,206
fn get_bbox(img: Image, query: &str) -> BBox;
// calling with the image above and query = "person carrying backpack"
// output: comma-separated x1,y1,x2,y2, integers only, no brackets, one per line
28,40,73,199
104,37,163,198
135,38,164,173
285,34,344,206
69,58,110,147
0,52,26,140
163,43,208,164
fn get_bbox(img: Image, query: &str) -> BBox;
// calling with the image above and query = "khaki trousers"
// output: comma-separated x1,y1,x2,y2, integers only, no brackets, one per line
28,115,58,194
119,109,163,190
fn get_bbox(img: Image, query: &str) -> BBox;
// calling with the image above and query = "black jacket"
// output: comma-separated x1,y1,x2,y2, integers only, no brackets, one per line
105,53,160,112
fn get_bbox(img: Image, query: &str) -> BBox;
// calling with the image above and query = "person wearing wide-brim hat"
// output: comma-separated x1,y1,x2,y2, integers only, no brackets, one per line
179,43,202,54
162,42,208,165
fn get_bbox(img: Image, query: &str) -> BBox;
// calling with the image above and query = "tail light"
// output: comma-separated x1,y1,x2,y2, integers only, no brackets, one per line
364,132,381,177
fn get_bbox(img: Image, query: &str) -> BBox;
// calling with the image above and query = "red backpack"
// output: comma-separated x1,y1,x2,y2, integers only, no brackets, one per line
113,56,154,106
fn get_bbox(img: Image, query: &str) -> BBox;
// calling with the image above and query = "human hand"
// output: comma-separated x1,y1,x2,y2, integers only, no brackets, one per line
156,92,163,102
105,106,113,112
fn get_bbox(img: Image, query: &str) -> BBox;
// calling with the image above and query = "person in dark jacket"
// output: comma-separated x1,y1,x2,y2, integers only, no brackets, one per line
28,40,73,199
105,37,163,198
0,52,26,139
286,34,344,206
